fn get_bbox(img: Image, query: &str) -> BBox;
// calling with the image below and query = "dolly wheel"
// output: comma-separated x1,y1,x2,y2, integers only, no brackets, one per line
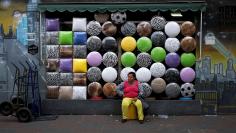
16,107,32,122
0,101,13,116
11,97,24,105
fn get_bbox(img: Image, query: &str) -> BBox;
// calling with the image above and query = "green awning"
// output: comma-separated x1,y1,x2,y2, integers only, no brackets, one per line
38,3,207,12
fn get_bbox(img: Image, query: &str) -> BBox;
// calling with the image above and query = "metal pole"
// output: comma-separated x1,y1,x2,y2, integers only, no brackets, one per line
39,12,42,63
199,11,203,59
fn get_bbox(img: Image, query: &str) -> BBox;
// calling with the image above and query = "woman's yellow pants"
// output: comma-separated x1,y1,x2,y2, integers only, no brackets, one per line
122,98,144,120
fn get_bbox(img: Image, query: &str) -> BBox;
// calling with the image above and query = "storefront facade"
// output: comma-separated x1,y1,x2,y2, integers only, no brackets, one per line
1,0,236,117
35,0,207,115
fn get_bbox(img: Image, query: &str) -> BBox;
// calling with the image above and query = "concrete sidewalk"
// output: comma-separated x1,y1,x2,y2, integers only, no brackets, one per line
0,115,236,133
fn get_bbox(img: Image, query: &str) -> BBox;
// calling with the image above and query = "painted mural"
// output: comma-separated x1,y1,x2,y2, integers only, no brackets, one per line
0,0,27,37
195,0,236,114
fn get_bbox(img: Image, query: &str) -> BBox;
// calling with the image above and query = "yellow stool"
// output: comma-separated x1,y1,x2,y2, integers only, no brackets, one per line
127,104,137,119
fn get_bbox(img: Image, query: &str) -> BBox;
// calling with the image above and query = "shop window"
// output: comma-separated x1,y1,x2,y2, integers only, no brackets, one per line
42,10,199,100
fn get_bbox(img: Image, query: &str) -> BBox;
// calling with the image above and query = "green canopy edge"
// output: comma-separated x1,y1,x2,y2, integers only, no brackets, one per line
38,3,207,12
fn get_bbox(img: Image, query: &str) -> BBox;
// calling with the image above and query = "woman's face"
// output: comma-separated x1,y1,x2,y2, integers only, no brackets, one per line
128,74,135,82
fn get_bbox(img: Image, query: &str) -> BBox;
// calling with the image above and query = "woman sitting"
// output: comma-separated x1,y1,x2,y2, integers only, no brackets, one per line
116,72,144,124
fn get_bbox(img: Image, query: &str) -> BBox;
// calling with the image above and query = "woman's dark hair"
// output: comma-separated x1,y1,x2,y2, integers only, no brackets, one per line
128,72,136,80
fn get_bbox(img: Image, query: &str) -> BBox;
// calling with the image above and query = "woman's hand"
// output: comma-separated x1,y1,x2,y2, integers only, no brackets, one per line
133,97,138,102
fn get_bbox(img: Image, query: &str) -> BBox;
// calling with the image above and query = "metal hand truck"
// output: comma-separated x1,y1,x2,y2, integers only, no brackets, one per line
0,60,41,122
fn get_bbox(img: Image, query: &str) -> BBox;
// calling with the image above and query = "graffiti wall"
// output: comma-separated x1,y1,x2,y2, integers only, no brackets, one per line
195,0,236,114
0,0,27,37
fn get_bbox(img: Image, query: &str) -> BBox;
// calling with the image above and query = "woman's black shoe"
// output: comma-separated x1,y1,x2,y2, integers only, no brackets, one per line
139,120,144,124
121,119,127,123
